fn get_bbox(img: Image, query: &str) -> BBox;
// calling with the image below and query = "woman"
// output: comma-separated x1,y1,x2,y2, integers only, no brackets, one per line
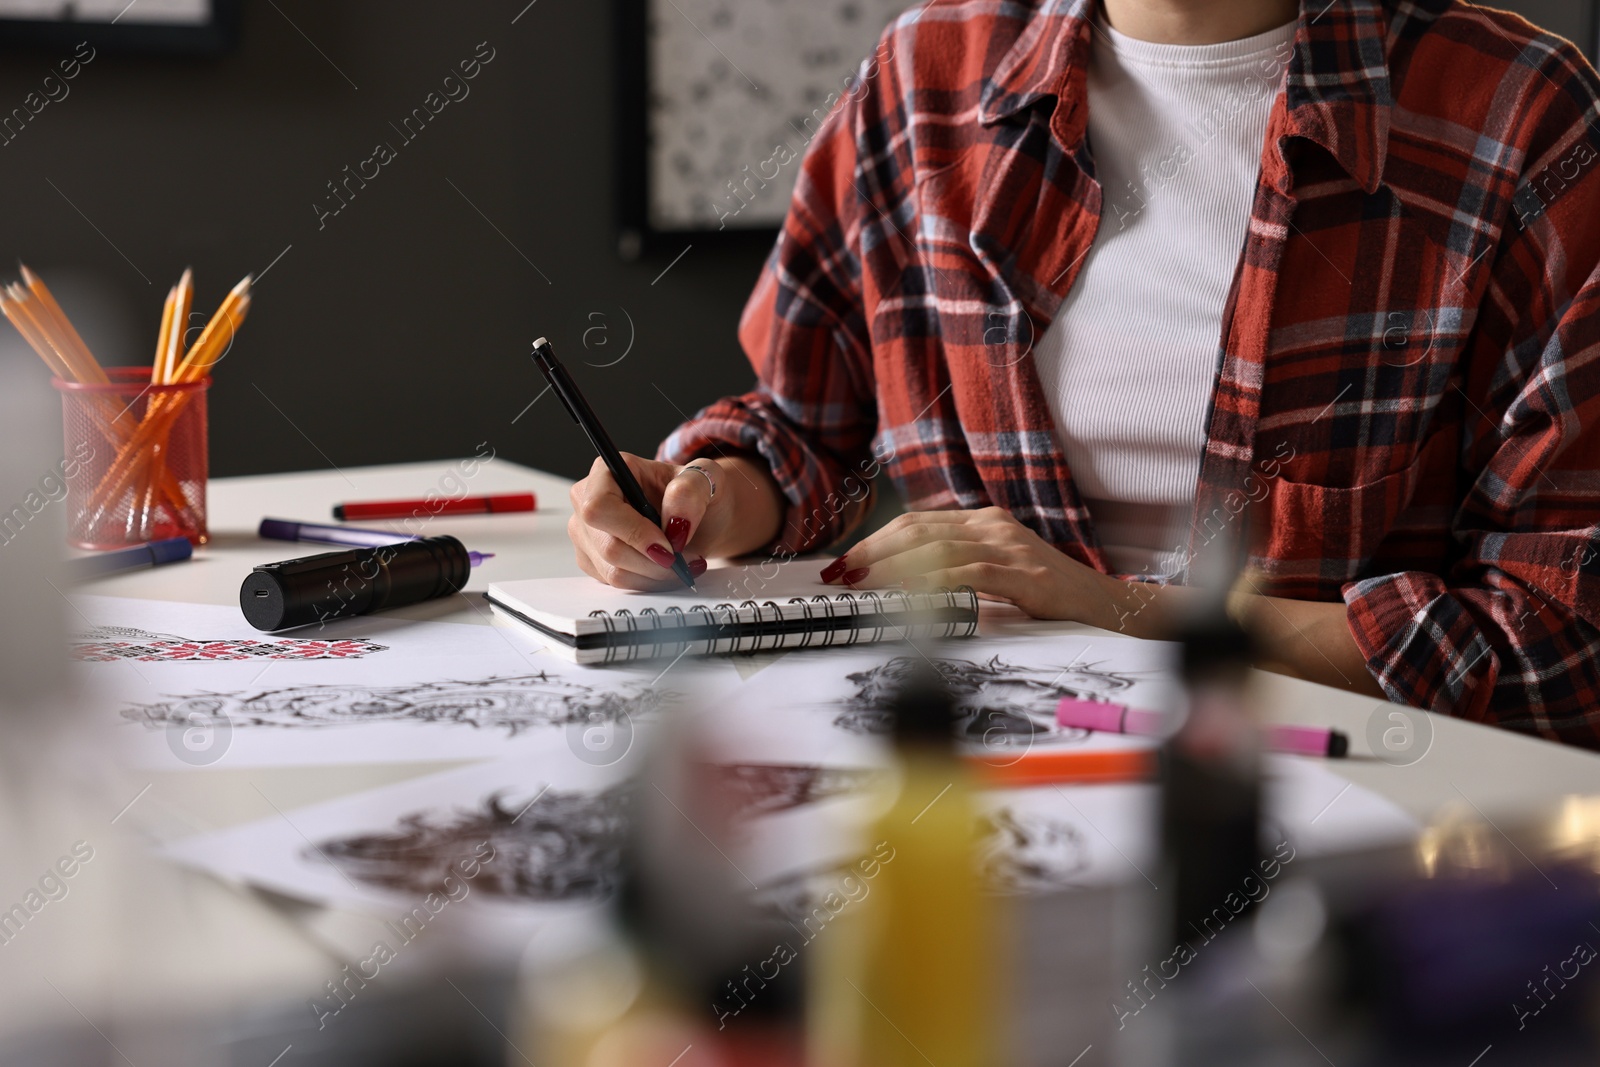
570,0,1600,748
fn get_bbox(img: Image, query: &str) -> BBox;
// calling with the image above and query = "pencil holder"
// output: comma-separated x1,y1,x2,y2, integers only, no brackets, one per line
53,367,210,550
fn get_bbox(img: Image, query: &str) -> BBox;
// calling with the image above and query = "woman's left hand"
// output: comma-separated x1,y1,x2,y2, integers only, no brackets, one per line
819,507,1385,697
819,507,1120,625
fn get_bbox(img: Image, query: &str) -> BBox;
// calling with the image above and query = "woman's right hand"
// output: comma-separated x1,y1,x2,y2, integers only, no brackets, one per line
567,453,783,590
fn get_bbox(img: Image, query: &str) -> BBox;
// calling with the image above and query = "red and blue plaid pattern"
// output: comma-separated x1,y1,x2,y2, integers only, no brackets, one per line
662,0,1600,748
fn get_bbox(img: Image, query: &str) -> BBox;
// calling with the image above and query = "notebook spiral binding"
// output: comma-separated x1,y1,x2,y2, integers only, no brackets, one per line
582,586,979,664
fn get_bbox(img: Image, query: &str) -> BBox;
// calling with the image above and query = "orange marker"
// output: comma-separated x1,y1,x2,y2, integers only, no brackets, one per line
968,747,1156,788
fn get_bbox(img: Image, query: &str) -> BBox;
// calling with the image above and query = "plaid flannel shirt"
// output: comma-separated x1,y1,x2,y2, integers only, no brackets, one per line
661,0,1600,748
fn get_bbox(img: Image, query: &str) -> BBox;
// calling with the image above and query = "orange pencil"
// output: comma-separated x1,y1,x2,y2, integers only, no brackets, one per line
153,286,178,382
0,288,69,378
19,264,105,383
171,275,250,382
161,268,193,383
4,285,147,438
968,747,1156,788
88,277,252,521
130,278,240,534
5,284,79,379
132,284,181,530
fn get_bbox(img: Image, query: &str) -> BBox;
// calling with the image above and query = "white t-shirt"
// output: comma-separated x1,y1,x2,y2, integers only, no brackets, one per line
1031,17,1297,576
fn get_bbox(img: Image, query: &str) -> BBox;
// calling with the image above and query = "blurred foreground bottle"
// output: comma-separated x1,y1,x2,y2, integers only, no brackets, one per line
1121,578,1266,1067
809,663,1004,1067
516,707,805,1067
1161,604,1264,950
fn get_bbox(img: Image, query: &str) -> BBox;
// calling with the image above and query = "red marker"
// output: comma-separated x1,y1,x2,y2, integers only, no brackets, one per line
332,492,536,521
1057,697,1349,758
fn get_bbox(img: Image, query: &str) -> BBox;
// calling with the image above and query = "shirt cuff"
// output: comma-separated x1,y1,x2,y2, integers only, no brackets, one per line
1341,571,1497,722
658,395,873,557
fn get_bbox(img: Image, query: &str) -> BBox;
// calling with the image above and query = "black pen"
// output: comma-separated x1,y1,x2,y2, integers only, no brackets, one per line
531,336,695,589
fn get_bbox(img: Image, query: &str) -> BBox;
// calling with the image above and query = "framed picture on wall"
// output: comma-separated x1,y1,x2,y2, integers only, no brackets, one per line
0,0,241,54
616,0,915,259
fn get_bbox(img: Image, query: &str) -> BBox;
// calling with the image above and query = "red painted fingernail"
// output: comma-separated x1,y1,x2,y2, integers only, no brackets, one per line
665,517,691,553
843,567,870,586
645,544,675,569
689,556,708,577
819,556,848,583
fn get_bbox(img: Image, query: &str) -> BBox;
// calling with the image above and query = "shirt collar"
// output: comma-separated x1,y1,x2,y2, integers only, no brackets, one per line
977,0,1393,193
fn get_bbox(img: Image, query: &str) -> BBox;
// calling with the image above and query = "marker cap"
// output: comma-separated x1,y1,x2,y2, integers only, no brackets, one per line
257,518,300,541
1056,697,1128,734
147,536,194,566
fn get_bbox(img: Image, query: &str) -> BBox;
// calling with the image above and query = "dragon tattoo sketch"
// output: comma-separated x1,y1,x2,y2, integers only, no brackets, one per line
834,654,1142,749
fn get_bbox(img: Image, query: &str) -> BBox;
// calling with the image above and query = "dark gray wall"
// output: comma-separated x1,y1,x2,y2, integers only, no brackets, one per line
0,0,773,481
1508,0,1596,53
0,0,1590,483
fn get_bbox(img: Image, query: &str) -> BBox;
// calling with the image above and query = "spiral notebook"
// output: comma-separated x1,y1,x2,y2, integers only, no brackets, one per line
485,564,981,664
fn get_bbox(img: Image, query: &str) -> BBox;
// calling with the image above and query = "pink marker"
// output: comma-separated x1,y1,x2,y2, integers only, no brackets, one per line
1057,698,1349,758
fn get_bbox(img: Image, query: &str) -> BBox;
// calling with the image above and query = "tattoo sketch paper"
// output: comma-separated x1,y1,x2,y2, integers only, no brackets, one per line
702,635,1183,765
149,621,1414,915
159,753,873,920
162,752,631,920
965,756,1419,894
73,596,738,768
74,629,390,663
697,635,1414,891
161,750,1414,925
70,595,548,665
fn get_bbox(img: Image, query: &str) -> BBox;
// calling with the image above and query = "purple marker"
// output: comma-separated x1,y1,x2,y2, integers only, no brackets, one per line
1057,697,1348,758
259,518,495,567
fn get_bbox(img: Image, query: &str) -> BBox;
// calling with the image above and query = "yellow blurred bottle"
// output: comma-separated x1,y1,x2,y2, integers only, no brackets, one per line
809,665,1004,1067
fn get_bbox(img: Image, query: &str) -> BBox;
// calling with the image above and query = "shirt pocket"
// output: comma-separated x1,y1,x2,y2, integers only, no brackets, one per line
1251,428,1457,595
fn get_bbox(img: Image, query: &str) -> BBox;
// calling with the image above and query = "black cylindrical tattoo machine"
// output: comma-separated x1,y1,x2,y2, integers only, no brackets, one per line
239,535,470,631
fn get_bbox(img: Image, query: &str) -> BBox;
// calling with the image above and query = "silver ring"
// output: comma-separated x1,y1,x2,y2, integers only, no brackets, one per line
674,463,716,499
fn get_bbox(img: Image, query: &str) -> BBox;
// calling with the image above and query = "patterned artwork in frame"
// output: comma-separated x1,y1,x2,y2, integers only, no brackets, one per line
618,0,916,249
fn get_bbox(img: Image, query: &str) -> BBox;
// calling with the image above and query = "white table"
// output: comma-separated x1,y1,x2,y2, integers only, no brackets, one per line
6,458,1598,1049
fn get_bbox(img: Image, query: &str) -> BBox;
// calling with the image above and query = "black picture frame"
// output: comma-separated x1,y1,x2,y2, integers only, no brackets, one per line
0,0,241,55
613,0,778,262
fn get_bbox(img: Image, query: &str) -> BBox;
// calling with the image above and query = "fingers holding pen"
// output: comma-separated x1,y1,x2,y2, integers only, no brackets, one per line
569,459,705,588
572,458,669,551
571,525,705,590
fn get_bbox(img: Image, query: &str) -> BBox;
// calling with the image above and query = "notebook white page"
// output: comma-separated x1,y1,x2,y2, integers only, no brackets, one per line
486,564,981,664
488,564,893,636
